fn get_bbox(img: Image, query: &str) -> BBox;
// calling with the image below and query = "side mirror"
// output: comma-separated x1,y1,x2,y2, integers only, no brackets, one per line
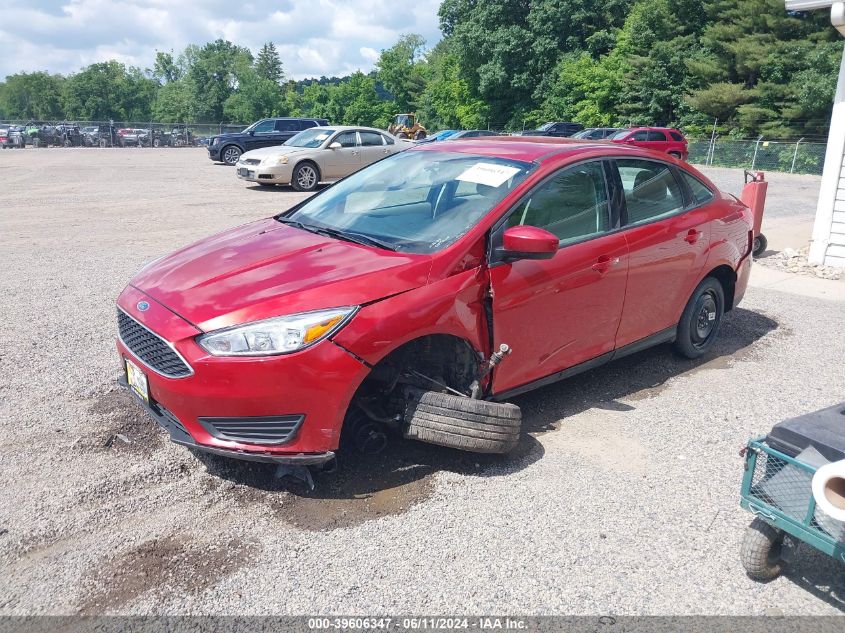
248,130,255,136
499,226,558,261
329,142,342,149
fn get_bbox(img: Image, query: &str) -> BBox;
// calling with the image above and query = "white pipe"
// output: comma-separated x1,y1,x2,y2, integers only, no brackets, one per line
813,459,845,521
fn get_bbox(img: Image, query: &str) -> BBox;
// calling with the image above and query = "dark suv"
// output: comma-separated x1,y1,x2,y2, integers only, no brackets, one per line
208,118,330,165
516,121,584,138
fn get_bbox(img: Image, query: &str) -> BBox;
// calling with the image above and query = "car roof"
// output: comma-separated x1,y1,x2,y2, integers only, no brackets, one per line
628,126,683,132
317,125,390,133
412,137,654,163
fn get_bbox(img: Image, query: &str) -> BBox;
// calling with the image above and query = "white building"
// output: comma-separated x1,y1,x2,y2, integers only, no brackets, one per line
791,2,845,267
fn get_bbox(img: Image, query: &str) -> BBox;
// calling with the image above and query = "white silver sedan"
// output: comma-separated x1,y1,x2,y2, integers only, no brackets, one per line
235,126,413,191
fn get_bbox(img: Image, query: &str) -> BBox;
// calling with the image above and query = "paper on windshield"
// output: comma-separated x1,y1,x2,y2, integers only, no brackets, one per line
456,163,521,188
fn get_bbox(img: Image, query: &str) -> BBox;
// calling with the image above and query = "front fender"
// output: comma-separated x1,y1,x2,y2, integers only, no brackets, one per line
331,267,489,365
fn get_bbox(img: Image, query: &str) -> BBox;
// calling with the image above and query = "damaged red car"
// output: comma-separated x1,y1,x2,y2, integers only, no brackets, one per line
116,138,753,468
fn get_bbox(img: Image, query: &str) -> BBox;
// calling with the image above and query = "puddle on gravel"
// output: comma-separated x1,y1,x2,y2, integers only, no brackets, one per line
78,535,257,614
200,435,542,531
88,389,163,455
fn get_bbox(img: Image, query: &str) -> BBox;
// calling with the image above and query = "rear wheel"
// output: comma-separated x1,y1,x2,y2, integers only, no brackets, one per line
741,517,785,581
414,130,426,140
668,151,682,159
405,391,521,454
291,161,320,192
221,145,241,165
674,277,724,359
396,131,409,140
753,234,768,256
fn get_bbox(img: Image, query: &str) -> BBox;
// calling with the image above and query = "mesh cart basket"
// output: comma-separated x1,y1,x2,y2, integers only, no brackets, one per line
740,438,845,580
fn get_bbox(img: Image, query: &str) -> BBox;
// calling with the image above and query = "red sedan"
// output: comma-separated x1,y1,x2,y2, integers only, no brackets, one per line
116,138,752,467
610,127,689,160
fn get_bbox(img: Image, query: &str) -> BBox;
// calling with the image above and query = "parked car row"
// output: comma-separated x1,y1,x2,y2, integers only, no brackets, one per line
0,123,203,148
512,122,689,160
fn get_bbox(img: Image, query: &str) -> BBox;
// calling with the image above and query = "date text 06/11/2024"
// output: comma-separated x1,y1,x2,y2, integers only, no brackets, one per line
306,617,528,630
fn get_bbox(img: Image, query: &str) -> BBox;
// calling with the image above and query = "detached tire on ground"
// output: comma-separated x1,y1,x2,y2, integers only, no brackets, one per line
740,517,785,581
405,391,521,454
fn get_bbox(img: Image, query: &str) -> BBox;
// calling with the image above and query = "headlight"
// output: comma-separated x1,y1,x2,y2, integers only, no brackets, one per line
261,154,288,166
197,307,357,356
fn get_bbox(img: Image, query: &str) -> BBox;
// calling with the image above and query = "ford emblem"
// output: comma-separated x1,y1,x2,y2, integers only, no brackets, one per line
137,301,150,312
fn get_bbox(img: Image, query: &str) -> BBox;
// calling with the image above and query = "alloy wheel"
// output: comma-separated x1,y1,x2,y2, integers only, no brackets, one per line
296,165,317,190
223,146,241,165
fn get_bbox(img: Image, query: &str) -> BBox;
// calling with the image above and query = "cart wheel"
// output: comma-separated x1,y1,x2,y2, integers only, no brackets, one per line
741,517,785,581
752,234,768,257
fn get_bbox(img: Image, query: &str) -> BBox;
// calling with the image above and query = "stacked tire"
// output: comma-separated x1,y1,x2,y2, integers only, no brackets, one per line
405,391,521,454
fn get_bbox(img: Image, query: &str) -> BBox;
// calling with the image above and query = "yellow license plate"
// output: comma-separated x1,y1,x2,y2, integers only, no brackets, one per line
125,358,149,403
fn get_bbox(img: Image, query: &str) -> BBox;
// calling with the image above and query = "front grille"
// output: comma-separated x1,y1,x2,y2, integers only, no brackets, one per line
198,415,304,445
117,310,192,378
242,158,260,166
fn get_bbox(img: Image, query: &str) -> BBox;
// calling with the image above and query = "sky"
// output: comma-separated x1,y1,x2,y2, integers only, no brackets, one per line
0,0,444,81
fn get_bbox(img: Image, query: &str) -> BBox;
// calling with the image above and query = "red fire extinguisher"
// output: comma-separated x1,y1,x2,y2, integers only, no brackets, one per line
740,170,768,256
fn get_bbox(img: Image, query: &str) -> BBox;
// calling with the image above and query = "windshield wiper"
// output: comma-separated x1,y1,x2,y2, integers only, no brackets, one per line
312,226,399,251
277,217,398,251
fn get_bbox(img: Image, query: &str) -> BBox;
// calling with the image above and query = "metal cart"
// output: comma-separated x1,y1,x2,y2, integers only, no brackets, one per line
740,437,845,580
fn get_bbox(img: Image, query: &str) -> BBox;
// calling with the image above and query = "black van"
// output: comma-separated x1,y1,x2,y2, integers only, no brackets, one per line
208,118,330,165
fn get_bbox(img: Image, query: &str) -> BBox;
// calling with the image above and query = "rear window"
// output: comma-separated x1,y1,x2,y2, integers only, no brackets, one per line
680,172,715,205
670,131,684,142
360,131,384,146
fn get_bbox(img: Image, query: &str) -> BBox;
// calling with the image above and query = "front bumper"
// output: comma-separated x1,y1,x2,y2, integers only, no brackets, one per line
208,145,222,161
118,377,335,465
235,161,293,184
115,286,370,462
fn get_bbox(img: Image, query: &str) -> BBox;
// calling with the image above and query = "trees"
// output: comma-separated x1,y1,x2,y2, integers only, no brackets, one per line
0,4,839,137
0,72,65,120
62,62,157,121
186,39,254,121
376,34,428,114
255,43,285,85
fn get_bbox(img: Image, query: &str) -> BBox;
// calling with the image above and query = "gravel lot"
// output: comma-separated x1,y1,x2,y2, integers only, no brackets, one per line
1,148,843,615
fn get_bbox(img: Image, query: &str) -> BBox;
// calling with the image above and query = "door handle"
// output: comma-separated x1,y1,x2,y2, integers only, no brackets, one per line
591,255,619,273
684,229,702,244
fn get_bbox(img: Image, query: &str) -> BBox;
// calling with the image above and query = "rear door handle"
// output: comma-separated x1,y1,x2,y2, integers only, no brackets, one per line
591,255,619,273
684,229,702,244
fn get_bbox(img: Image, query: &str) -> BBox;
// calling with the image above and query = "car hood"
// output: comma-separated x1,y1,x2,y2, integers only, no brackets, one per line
130,218,432,333
240,146,310,161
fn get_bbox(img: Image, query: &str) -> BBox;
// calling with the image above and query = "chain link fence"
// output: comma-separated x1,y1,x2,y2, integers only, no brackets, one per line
677,138,826,175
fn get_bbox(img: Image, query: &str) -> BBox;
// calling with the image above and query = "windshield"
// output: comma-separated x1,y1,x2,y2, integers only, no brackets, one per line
285,128,335,148
609,129,630,140
537,122,555,131
280,151,533,254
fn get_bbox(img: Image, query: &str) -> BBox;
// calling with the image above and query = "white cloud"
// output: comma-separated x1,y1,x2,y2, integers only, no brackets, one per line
0,0,443,81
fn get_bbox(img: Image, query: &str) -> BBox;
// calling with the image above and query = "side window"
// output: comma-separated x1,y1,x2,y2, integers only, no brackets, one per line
669,131,684,142
680,172,715,206
631,130,649,141
381,134,395,145
300,120,318,130
647,130,667,141
334,131,359,148
616,159,685,224
274,120,299,132
359,131,384,146
253,120,275,134
507,161,609,244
